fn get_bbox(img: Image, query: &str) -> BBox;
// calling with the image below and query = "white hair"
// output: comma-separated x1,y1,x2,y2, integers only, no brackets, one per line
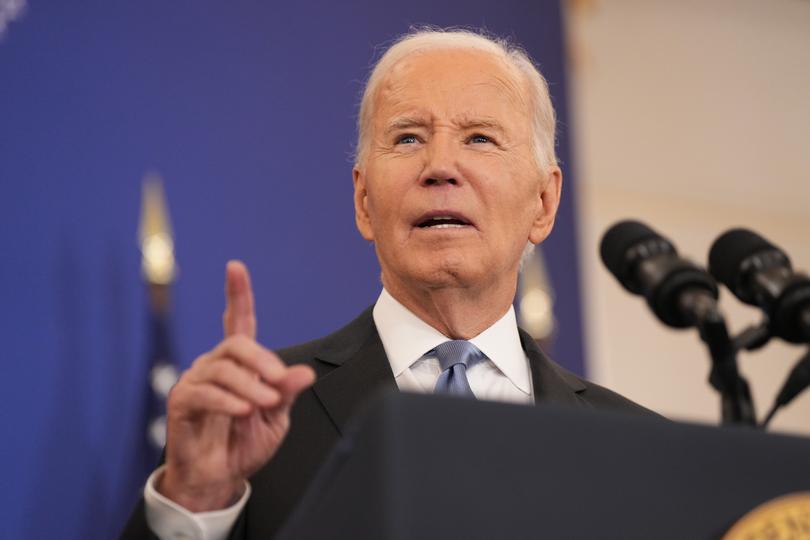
353,27,559,172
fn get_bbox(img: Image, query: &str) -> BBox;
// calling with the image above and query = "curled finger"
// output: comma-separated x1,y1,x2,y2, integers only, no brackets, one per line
171,381,254,417
197,357,281,408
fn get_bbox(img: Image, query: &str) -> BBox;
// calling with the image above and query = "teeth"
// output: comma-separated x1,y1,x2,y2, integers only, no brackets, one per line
417,215,470,228
430,223,465,229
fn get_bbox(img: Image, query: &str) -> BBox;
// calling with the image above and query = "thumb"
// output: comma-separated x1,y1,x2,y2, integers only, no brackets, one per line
277,365,316,407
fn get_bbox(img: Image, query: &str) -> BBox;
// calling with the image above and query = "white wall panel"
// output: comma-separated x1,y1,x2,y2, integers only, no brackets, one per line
567,0,810,434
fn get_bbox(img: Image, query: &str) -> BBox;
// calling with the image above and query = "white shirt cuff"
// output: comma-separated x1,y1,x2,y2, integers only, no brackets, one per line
143,465,250,540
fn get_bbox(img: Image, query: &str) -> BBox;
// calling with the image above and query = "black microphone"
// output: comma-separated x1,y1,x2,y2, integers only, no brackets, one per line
600,220,719,328
708,228,810,344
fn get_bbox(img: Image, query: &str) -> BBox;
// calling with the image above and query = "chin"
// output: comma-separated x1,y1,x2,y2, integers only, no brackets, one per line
380,245,494,290
410,260,486,290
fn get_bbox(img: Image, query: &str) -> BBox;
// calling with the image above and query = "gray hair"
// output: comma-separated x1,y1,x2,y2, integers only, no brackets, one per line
354,27,559,172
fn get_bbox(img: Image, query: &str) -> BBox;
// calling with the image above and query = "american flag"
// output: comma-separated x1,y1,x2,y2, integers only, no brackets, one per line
138,173,179,465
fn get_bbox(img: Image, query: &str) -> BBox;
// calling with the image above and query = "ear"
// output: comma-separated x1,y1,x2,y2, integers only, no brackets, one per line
528,166,562,245
353,167,375,241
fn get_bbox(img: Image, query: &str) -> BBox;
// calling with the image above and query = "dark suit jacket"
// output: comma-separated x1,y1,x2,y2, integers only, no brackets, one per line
120,306,656,539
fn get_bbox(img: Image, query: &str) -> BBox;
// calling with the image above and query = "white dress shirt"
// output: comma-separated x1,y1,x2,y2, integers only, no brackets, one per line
374,288,533,403
144,288,534,539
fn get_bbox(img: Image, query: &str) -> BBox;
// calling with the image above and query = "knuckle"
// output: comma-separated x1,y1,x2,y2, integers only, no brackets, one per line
223,334,247,351
220,335,236,349
235,334,253,347
210,360,233,380
166,381,189,410
263,350,285,372
166,385,179,405
212,336,236,359
192,352,212,370
214,392,234,409
173,368,193,389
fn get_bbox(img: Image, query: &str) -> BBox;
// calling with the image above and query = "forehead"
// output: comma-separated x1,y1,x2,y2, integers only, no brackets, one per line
373,48,530,127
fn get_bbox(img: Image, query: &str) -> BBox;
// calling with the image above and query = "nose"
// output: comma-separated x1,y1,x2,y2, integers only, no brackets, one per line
423,175,458,186
420,134,461,187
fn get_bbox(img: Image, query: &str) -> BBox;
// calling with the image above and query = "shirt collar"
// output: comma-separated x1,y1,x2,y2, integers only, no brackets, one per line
372,288,531,394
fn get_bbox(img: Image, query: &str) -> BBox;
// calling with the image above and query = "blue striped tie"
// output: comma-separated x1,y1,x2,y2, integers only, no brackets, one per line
432,340,483,398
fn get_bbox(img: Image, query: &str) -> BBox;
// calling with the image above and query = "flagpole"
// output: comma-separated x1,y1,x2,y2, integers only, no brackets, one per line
138,172,179,460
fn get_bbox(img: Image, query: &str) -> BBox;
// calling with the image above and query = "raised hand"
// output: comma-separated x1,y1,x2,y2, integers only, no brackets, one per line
158,261,315,511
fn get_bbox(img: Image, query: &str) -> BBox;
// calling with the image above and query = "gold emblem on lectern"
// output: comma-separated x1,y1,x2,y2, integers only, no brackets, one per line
723,492,810,539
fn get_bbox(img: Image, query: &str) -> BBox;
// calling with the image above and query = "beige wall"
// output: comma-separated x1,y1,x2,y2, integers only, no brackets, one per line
566,0,810,434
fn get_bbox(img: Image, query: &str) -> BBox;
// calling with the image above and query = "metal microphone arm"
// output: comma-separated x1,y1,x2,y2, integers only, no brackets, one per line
679,290,757,426
762,348,810,428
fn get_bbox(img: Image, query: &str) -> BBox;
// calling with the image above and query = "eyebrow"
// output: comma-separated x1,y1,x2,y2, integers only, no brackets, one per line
456,117,505,133
384,115,506,135
384,116,430,135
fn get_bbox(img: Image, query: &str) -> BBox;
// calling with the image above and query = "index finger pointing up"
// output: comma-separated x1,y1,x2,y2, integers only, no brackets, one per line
223,260,257,339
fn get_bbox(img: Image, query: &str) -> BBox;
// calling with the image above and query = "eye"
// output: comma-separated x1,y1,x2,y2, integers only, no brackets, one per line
468,133,493,144
396,134,419,145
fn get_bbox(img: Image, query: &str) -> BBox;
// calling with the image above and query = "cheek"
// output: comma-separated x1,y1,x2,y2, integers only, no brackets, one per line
364,161,416,228
482,177,541,240
470,157,538,209
502,156,542,210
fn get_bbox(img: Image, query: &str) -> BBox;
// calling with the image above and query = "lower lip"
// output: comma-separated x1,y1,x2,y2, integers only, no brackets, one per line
414,224,475,232
423,224,467,229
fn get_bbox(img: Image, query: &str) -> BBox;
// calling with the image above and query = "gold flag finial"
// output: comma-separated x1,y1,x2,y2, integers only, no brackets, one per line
518,247,555,340
138,172,177,285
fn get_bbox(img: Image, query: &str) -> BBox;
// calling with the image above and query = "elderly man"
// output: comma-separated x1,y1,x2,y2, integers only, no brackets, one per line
122,28,650,540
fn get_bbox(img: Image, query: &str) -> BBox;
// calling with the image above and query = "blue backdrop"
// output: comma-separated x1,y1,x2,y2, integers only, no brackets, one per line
0,1,582,538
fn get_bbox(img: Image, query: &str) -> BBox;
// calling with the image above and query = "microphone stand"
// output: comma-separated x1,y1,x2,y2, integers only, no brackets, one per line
681,291,757,426
730,321,772,353
718,318,810,429
761,348,810,429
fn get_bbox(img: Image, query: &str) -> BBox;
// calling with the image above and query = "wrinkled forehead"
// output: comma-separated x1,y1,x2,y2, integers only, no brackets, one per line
371,48,531,128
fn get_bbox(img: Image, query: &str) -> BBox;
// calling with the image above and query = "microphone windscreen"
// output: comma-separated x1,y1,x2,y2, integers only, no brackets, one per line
708,228,780,289
600,220,666,282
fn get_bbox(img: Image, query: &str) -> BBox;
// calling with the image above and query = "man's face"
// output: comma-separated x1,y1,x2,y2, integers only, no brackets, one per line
353,48,561,294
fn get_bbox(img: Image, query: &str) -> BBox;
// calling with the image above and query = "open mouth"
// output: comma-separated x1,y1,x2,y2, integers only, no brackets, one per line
414,212,474,229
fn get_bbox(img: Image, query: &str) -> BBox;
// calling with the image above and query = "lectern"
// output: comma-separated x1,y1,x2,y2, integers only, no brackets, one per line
278,392,810,539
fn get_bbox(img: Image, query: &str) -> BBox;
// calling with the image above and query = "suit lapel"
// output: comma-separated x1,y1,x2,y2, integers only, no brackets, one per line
309,306,587,432
519,328,586,406
311,309,397,435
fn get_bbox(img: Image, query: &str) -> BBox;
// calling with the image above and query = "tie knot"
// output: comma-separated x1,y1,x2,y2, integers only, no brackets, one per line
433,340,484,371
